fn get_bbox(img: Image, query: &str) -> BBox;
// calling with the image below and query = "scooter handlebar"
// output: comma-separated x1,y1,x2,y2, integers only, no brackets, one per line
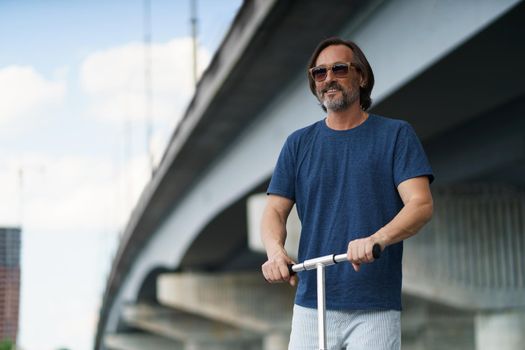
288,243,381,275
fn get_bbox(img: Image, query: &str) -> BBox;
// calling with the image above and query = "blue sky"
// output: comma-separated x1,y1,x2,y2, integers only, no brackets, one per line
0,0,235,72
0,1,242,349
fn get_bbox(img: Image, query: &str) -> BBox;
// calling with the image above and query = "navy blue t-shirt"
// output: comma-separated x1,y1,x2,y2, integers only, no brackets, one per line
267,115,434,311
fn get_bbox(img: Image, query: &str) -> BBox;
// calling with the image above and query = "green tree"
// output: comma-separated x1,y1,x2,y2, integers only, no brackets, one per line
0,339,13,350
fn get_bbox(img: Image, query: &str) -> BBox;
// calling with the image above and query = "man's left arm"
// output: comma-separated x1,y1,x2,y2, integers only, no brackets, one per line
347,176,433,271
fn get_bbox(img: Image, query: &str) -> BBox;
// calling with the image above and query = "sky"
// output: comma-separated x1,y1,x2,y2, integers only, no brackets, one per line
0,1,242,349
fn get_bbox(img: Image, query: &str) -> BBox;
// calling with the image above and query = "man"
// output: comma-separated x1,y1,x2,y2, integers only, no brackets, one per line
261,37,434,349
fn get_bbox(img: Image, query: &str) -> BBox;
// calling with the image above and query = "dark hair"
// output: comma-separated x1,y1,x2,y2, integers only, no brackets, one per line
307,37,375,111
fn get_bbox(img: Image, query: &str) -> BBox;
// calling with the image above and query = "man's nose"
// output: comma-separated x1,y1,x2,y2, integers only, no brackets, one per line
324,69,336,83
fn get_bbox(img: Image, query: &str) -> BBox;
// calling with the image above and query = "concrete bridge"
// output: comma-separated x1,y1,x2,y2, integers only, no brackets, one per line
95,0,525,349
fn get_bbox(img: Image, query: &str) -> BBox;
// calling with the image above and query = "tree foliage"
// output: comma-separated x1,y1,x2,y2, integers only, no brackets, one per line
0,339,13,350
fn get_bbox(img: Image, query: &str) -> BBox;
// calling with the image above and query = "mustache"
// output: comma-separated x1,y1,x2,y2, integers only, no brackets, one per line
320,82,343,95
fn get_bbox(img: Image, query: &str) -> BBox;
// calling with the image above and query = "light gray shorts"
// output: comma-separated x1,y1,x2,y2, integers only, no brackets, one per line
288,304,401,350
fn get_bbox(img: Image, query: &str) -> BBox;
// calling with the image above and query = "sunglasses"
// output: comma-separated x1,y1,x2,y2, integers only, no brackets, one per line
309,62,357,82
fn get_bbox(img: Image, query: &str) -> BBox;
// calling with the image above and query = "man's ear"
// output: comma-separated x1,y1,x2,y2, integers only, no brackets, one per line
358,72,366,88
360,74,367,88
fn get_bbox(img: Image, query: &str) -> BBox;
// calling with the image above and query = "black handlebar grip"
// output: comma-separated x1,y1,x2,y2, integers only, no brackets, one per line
287,244,380,277
372,243,381,259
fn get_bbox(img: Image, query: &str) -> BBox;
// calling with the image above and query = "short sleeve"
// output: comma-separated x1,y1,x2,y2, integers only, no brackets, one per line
393,123,434,187
267,137,296,201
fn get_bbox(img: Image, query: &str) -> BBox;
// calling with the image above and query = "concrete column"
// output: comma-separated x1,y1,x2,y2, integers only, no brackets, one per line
263,331,289,350
157,272,294,333
121,303,259,344
475,309,525,350
184,340,260,350
104,333,182,350
185,341,233,350
247,193,301,260
401,295,475,350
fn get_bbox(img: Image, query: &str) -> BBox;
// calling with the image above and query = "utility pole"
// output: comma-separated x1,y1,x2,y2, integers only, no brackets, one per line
190,0,198,87
18,167,24,226
16,164,46,227
144,0,154,175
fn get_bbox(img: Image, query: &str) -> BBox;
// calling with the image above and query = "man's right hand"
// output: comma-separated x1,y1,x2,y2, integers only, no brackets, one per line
260,195,296,286
261,249,297,287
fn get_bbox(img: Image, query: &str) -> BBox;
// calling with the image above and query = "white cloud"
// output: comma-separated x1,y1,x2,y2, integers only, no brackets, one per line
0,151,151,233
0,166,21,227
1,151,152,350
24,158,115,232
80,37,210,124
2,151,152,350
0,65,66,125
1,37,210,350
52,65,70,81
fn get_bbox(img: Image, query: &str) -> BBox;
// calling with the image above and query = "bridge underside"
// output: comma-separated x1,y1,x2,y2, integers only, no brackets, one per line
98,1,525,349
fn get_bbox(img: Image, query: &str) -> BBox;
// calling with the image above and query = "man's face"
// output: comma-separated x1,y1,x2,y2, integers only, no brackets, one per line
314,45,361,112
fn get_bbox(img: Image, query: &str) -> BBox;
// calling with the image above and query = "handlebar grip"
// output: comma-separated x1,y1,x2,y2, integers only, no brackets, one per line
288,244,381,276
372,243,381,259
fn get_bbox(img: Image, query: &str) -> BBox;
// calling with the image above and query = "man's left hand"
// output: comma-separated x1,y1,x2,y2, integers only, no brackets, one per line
347,237,380,272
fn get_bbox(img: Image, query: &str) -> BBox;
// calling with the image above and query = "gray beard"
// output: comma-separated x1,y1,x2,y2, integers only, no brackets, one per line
321,88,359,112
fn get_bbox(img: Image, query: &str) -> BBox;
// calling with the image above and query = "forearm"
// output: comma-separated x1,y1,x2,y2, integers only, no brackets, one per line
260,196,297,285
261,207,289,258
373,197,433,247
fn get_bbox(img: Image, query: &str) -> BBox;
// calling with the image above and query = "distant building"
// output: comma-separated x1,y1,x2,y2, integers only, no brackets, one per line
0,228,21,344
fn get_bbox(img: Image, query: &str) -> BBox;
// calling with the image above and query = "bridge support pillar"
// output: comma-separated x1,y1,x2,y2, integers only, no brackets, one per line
158,272,295,332
158,272,294,349
475,309,525,350
401,296,474,350
262,331,289,350
184,340,257,350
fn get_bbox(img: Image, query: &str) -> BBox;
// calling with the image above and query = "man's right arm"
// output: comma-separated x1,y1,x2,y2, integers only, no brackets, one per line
260,194,297,286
